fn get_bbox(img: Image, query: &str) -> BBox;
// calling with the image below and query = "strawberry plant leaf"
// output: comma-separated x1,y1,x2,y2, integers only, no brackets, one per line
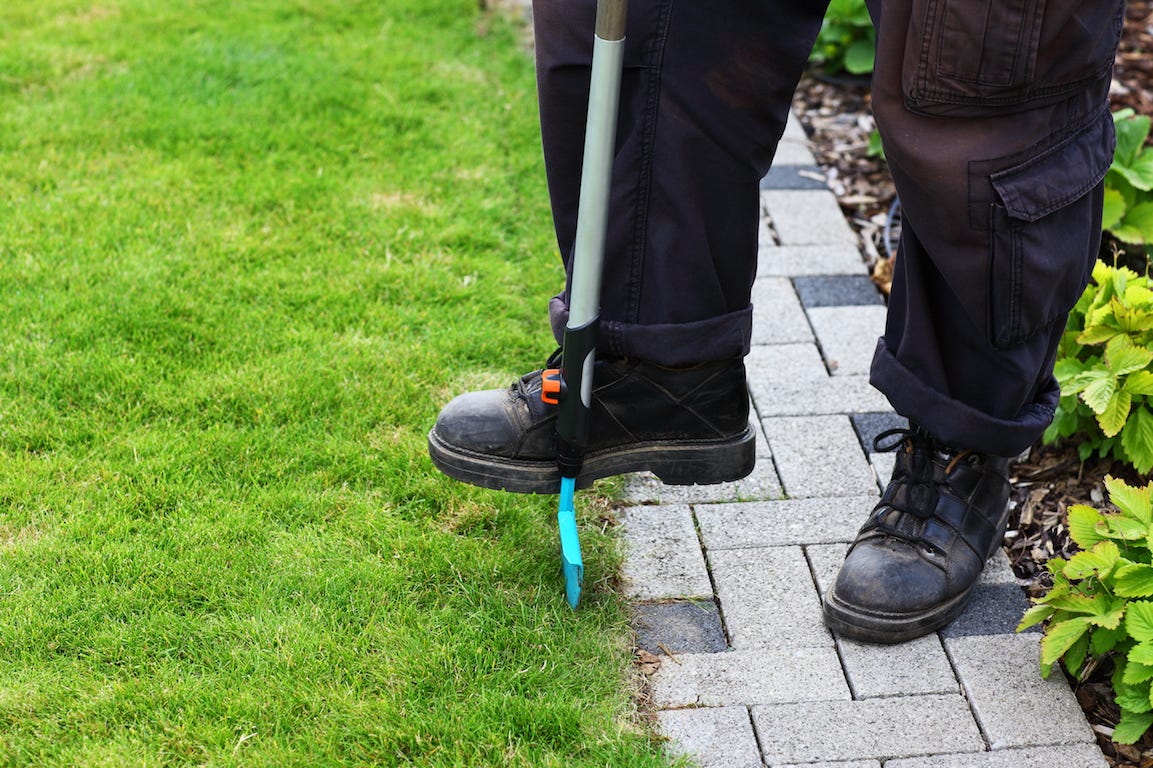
1100,389,1133,437
1113,709,1153,745
1131,641,1153,666
1103,186,1128,230
1081,372,1118,414
1107,335,1153,376
1128,601,1153,641
1067,504,1106,549
1122,406,1153,475
1123,660,1153,686
1119,566,1153,597
1115,679,1153,713
1041,615,1092,668
1124,371,1153,397
1106,476,1153,525
1017,603,1054,632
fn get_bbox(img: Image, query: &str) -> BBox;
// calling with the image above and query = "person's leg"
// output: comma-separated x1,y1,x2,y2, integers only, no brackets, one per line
535,0,829,364
824,0,1123,642
429,0,829,493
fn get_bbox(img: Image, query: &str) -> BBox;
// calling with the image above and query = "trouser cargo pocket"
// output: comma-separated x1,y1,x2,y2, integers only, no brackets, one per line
986,112,1113,349
903,0,1123,116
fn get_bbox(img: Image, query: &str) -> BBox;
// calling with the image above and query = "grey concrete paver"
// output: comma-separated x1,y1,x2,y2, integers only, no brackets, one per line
633,601,727,655
752,277,813,345
772,114,818,167
884,744,1109,768
657,707,763,768
696,496,874,550
945,634,1096,749
757,243,869,276
650,647,849,707
761,190,858,246
794,275,885,307
619,505,712,600
837,633,958,698
761,415,878,498
746,344,891,416
806,542,851,596
707,547,832,650
752,694,985,764
807,305,888,376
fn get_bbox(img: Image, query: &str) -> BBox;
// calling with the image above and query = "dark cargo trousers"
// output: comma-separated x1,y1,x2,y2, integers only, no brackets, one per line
534,0,1125,457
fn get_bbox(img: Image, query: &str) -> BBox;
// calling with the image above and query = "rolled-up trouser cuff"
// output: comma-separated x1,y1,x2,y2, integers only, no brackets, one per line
550,296,752,366
869,339,1055,457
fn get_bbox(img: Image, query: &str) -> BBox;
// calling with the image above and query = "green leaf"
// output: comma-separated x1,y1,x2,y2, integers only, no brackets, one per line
1105,515,1149,542
1128,601,1153,641
1115,152,1153,193
1114,112,1152,168
1081,371,1118,414
1067,504,1106,549
1064,630,1092,677
1017,603,1055,632
1132,641,1153,666
1046,591,1111,615
1123,659,1153,685
843,40,875,75
1100,389,1133,437
1041,616,1092,668
1115,680,1153,713
1064,540,1122,580
1053,357,1087,384
1091,606,1128,631
1113,709,1153,744
1115,202,1153,244
1124,370,1153,397
1118,565,1153,597
1060,371,1099,396
1103,186,1128,230
1122,406,1153,475
1107,476,1153,524
1107,335,1153,376
1077,323,1122,346
1093,624,1128,655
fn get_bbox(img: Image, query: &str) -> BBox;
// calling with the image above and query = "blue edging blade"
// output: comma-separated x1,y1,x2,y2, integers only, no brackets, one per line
557,475,584,609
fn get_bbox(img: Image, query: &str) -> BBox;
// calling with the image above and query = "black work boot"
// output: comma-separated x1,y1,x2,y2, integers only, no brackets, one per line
822,425,1011,644
427,352,755,493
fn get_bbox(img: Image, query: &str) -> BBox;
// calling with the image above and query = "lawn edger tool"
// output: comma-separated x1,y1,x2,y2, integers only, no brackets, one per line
540,0,628,609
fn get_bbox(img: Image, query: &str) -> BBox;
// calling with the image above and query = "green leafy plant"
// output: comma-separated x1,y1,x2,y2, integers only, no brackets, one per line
809,0,875,76
1019,476,1153,743
1044,259,1153,474
1103,109,1153,248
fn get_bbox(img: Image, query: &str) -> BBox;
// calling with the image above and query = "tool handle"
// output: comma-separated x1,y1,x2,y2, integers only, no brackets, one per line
596,0,627,41
552,0,627,479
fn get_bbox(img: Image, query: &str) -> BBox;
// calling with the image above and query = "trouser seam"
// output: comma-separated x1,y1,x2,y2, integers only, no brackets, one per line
625,0,674,328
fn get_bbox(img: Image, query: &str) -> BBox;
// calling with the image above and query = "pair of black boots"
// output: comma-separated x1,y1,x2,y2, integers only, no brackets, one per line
428,356,1010,644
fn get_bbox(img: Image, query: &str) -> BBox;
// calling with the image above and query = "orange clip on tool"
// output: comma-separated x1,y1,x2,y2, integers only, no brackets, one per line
541,369,564,405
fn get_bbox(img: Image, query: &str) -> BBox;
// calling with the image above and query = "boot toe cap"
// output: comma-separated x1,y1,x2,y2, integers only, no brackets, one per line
831,540,950,615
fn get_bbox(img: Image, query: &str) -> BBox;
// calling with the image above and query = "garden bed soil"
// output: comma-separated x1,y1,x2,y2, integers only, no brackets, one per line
793,3,1153,765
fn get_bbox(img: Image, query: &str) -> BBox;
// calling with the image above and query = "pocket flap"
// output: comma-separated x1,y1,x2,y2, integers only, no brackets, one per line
990,111,1114,223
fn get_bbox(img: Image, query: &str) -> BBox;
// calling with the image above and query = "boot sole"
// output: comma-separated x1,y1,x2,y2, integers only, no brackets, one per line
821,582,978,644
822,503,1011,644
427,423,757,494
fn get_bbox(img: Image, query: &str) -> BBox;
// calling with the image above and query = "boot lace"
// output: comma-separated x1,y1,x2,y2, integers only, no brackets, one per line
866,426,972,550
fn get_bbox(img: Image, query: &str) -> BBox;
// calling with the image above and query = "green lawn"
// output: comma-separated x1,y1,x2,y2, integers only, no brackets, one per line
0,1,671,765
